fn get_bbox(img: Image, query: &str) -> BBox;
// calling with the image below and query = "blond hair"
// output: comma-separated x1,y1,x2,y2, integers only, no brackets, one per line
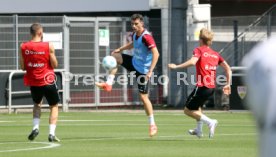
199,28,214,46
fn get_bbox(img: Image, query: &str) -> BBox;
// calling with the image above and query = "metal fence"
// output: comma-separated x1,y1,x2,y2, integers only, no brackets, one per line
185,4,276,109
217,4,276,68
2,6,276,111
0,16,65,70
66,17,163,108
0,15,163,111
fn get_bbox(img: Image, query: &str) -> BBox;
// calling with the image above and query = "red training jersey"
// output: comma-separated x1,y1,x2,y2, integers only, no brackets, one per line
21,41,54,86
193,45,224,88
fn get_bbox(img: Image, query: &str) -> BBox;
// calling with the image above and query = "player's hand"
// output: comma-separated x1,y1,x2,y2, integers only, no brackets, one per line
168,63,177,69
111,48,121,55
223,84,231,95
146,71,152,81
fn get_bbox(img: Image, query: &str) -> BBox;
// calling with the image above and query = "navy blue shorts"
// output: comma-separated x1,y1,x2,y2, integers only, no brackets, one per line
185,86,214,110
121,54,149,94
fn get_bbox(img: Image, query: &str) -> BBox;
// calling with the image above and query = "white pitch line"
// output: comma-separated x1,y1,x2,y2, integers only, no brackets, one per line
0,121,15,123
0,142,60,153
216,133,256,136
0,133,256,152
59,119,145,122
0,123,256,127
62,133,257,142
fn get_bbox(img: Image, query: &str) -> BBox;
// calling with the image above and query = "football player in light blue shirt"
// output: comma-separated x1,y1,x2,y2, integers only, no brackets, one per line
96,14,159,137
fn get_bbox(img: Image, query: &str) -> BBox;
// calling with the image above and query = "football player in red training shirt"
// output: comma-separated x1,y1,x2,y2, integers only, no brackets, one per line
168,28,232,138
20,23,60,142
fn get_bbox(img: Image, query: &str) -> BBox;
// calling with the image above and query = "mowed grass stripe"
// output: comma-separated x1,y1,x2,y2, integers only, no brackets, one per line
0,111,257,157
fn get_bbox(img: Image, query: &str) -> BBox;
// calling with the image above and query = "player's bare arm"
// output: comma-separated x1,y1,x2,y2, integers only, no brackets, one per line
19,43,25,70
112,42,133,54
146,47,159,80
168,56,198,69
220,61,232,95
49,43,58,68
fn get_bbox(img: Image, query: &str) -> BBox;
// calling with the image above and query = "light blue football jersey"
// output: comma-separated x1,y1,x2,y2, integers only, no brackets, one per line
132,30,153,74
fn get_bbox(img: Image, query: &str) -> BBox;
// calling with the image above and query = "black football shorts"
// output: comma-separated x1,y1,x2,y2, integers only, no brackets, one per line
185,86,214,110
121,54,149,94
30,83,60,106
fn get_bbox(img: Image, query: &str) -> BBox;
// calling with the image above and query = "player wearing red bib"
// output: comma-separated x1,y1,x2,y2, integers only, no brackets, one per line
20,23,60,142
168,28,232,138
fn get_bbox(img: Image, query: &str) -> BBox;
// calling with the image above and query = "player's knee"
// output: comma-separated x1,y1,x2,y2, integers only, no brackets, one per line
34,100,42,107
184,107,190,115
112,53,123,65
50,115,58,120
50,104,58,107
49,104,59,112
139,93,149,101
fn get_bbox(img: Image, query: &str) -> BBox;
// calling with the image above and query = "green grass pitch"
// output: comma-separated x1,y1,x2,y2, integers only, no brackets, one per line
0,110,257,157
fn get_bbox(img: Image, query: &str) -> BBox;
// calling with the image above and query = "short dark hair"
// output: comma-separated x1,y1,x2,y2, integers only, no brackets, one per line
131,14,144,22
30,23,42,36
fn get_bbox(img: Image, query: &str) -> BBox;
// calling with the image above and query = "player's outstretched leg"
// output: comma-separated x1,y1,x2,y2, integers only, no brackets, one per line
95,68,117,92
95,82,113,92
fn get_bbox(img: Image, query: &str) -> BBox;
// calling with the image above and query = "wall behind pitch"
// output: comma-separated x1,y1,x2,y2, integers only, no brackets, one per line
0,0,150,14
0,72,63,107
